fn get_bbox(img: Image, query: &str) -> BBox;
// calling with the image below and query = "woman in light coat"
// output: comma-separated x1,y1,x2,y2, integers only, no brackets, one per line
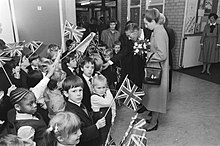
142,8,169,131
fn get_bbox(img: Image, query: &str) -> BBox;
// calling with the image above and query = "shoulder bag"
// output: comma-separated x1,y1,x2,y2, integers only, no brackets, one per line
143,53,162,85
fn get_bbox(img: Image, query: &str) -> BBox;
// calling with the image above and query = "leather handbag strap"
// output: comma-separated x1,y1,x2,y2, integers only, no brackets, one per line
146,53,162,68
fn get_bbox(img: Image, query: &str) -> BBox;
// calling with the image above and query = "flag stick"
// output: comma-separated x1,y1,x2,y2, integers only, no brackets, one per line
0,63,13,86
103,75,128,119
104,127,112,146
120,113,138,145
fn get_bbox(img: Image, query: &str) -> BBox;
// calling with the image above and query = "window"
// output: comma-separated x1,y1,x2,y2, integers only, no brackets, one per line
147,0,164,13
128,0,142,26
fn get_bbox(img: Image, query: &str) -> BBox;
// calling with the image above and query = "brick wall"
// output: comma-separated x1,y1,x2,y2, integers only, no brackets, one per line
164,0,186,69
141,0,146,28
120,0,146,32
120,0,128,32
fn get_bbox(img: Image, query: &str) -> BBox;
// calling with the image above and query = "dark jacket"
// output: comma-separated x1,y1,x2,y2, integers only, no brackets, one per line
0,109,47,146
65,101,100,146
79,74,92,112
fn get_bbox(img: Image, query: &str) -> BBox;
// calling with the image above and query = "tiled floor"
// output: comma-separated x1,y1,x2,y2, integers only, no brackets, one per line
111,71,220,146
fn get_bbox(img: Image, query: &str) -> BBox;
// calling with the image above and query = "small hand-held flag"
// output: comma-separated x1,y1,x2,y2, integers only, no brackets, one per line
0,53,13,85
120,114,148,146
25,40,43,53
64,20,86,42
126,128,147,146
4,41,25,57
115,75,145,111
25,40,44,59
61,32,96,60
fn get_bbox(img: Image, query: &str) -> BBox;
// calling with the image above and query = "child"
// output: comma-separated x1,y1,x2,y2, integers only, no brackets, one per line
43,84,66,119
61,51,80,77
62,75,106,146
26,52,44,88
101,48,116,88
62,39,79,59
89,53,103,74
112,41,122,89
44,111,82,146
79,56,95,112
91,74,116,145
26,53,41,73
47,44,60,61
0,88,47,145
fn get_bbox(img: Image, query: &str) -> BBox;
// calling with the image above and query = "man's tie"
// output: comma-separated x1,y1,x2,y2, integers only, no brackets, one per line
210,25,215,33
80,104,88,116
88,78,93,92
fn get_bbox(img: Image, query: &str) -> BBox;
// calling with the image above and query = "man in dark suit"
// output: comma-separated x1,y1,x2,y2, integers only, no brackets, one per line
103,22,152,88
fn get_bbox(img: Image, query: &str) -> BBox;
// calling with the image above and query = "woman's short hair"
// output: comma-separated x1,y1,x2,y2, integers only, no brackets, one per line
92,74,107,87
144,8,160,23
208,13,218,20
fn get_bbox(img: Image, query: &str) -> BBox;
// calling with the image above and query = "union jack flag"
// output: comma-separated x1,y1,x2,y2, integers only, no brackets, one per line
64,20,86,42
0,53,12,66
133,118,147,129
61,32,96,60
4,41,25,57
115,75,145,111
25,40,44,53
127,128,147,146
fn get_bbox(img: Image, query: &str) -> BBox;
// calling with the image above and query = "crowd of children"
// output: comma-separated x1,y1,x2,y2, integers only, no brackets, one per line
0,37,122,146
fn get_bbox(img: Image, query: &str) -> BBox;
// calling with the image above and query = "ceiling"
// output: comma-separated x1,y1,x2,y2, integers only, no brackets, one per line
76,0,116,7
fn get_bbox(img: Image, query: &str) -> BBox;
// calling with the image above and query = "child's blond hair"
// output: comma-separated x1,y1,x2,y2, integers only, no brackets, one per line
92,74,108,88
44,111,81,145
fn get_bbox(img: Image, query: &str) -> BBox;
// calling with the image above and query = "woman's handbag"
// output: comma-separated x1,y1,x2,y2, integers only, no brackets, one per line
143,53,162,85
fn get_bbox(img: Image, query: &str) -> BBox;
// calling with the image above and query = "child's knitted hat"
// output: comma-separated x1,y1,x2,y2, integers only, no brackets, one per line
10,88,32,105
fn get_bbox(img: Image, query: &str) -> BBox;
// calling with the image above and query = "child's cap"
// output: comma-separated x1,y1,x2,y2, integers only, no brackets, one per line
10,88,32,105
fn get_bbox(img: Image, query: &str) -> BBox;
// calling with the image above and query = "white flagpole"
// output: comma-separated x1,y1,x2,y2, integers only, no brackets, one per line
103,75,128,119
59,0,65,53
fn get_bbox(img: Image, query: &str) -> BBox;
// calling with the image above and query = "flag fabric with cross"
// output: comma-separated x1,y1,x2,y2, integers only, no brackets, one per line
120,114,148,146
0,53,12,66
115,75,145,111
4,42,24,57
25,40,44,53
61,32,96,60
127,128,148,146
64,20,86,42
